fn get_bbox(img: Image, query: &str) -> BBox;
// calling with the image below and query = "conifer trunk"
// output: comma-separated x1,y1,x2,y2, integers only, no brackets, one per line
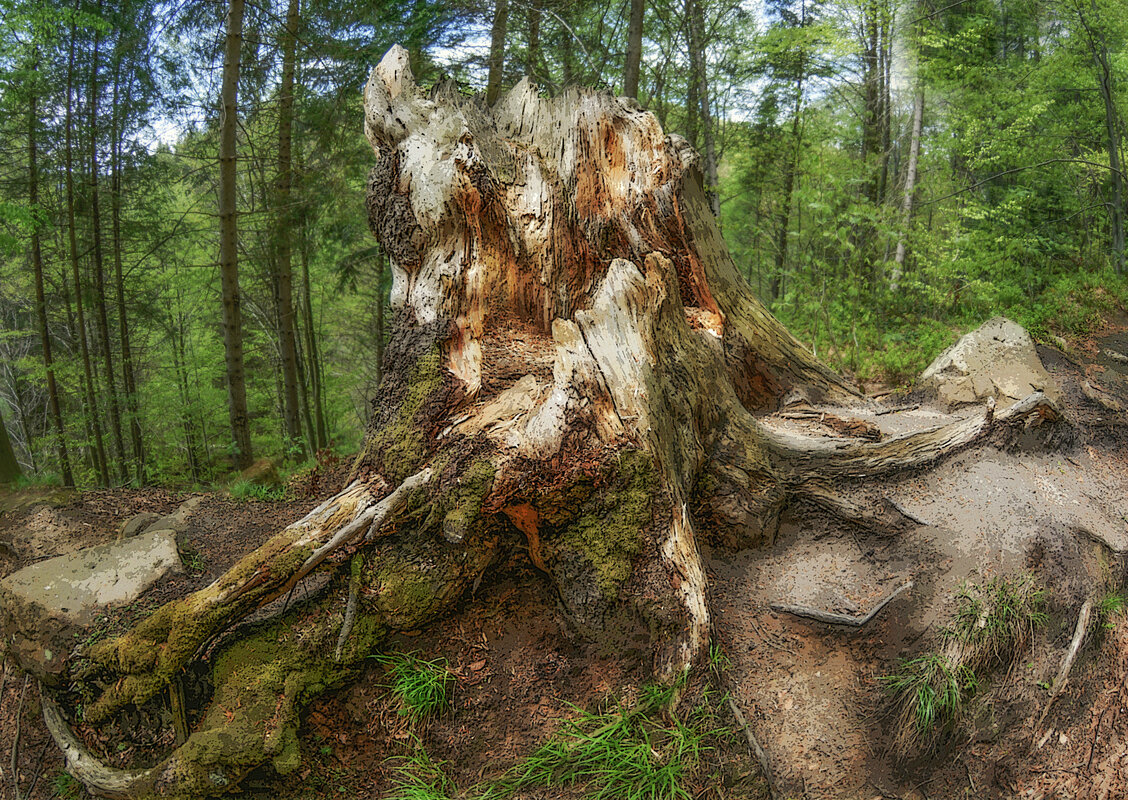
218,0,254,469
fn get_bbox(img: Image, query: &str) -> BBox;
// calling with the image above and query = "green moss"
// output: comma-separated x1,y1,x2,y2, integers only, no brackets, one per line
559,451,655,599
435,460,495,543
165,592,389,798
84,540,317,722
359,346,444,483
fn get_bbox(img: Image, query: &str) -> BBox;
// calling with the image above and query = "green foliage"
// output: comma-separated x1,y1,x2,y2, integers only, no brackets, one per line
880,653,979,735
374,652,455,721
387,741,456,800
228,479,287,502
1098,591,1127,629
51,771,85,800
946,573,1047,660
479,686,719,800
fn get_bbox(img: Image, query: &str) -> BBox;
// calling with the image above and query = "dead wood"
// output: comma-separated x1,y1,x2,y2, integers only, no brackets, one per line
771,581,913,627
1035,598,1093,739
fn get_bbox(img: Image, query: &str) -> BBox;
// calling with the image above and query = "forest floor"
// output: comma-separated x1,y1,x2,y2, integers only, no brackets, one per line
2,319,1128,800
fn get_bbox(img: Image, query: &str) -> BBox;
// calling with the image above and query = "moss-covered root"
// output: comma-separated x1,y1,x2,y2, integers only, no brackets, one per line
83,482,383,723
147,526,501,799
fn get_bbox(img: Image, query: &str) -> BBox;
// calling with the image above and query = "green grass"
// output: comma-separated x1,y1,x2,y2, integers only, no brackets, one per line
477,685,721,800
1098,591,1127,629
387,741,455,800
374,652,455,721
879,653,979,736
947,573,1047,660
228,478,287,502
52,772,86,799
882,573,1047,755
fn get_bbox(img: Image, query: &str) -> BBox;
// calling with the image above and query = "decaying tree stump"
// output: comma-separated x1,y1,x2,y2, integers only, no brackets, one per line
41,45,1064,798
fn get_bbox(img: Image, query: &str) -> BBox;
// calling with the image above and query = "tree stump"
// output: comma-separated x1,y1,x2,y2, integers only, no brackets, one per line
42,44,1064,798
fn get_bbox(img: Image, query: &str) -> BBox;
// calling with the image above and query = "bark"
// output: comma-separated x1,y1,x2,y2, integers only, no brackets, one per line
0,405,20,483
66,20,110,486
110,57,145,481
486,0,509,105
49,46,1066,798
274,0,304,456
892,85,924,287
686,0,719,215
526,0,542,83
29,55,75,488
300,222,327,448
218,0,254,469
88,21,128,483
624,0,645,99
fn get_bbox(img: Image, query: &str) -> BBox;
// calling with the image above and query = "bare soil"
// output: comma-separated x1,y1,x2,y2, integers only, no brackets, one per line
2,323,1128,800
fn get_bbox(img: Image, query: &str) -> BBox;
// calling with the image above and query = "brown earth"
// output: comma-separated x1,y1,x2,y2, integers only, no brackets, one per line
2,322,1127,800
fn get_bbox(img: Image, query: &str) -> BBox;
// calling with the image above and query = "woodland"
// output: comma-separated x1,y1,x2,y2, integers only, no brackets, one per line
2,0,1128,798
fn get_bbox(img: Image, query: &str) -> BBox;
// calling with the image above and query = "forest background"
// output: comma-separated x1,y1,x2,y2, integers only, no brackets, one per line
1,0,1125,488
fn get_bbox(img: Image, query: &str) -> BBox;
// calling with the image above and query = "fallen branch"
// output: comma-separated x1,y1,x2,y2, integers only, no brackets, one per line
772,581,913,628
334,555,363,662
1035,598,1092,739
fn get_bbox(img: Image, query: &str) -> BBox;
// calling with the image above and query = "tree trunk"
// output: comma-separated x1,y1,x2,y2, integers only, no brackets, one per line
51,46,1064,799
486,0,509,105
89,23,128,483
1079,1,1125,275
686,0,719,215
526,0,542,82
623,0,645,99
273,0,305,457
110,59,145,482
66,20,110,486
218,0,254,469
892,86,924,288
0,404,20,484
29,54,75,488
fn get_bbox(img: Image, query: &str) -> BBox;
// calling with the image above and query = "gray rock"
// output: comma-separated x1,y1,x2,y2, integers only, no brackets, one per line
118,511,161,540
920,317,1062,410
0,530,183,682
145,495,204,534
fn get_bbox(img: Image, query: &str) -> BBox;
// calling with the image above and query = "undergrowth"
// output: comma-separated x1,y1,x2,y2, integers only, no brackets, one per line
881,572,1047,757
228,478,288,502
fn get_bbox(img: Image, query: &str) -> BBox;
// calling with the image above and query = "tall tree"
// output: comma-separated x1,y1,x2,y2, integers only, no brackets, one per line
623,0,645,98
218,0,254,469
28,53,75,487
273,0,304,457
65,16,110,485
686,0,719,214
487,0,509,104
0,404,19,483
88,18,129,481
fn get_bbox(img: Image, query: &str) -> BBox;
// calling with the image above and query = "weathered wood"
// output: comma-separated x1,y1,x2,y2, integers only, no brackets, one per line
771,581,913,627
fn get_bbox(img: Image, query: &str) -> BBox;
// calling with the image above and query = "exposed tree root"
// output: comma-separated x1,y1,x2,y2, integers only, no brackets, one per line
771,581,914,628
1034,598,1093,740
726,694,779,800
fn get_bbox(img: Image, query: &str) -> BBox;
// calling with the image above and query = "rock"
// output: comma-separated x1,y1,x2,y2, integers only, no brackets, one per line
117,511,161,540
920,317,1063,410
145,495,204,534
238,458,281,487
0,530,183,682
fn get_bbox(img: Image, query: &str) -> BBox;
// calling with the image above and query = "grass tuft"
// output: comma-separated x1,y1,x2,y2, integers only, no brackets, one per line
478,685,721,800
881,572,1047,757
387,740,455,800
374,652,455,721
228,478,287,501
